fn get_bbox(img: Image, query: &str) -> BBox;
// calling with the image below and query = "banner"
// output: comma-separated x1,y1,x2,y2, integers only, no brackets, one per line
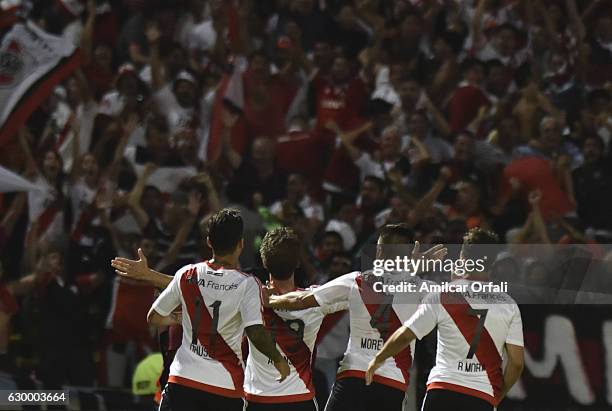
0,20,81,148
0,164,41,192
505,306,612,410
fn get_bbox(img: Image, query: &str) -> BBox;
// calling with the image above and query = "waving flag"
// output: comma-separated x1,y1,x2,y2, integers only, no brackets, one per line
0,20,81,148
0,164,41,192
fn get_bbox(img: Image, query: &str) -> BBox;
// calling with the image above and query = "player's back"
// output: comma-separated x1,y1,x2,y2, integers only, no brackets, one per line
313,270,428,391
407,279,523,406
159,260,263,397
244,296,347,403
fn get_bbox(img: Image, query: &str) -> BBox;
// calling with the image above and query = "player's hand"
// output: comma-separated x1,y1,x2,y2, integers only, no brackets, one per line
260,281,278,308
111,248,151,281
365,357,382,386
412,241,447,262
274,357,290,383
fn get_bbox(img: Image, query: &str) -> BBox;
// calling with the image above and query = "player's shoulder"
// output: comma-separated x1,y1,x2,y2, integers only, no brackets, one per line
185,261,259,283
421,290,442,305
321,270,361,285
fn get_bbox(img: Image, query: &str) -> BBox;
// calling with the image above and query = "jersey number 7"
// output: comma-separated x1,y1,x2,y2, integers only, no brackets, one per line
466,307,488,359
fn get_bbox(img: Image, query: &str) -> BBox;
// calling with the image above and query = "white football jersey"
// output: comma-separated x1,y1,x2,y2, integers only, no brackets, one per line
312,270,428,391
405,279,524,406
244,294,347,403
151,261,263,398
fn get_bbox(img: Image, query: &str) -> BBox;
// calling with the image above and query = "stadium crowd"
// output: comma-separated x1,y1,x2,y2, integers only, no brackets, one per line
1,0,612,408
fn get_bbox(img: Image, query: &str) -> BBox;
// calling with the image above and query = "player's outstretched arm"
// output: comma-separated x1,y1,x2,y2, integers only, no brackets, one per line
111,248,173,289
267,290,319,311
499,343,524,404
245,324,290,382
365,326,417,385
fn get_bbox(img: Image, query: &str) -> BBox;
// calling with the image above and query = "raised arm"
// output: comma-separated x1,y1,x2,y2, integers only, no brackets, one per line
80,0,96,63
126,162,157,229
107,113,139,182
69,118,82,182
216,109,242,169
154,191,201,271
422,93,451,139
18,128,38,179
335,121,373,161
146,23,163,91
471,0,488,51
111,248,173,289
407,166,451,226
566,0,585,42
1,193,26,239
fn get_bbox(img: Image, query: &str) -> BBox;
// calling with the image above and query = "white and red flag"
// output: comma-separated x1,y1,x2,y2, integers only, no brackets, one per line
0,19,81,148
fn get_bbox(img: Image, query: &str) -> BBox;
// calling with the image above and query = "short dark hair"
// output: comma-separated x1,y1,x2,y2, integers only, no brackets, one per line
461,227,500,271
378,223,415,244
321,230,344,245
260,227,301,280
207,208,244,255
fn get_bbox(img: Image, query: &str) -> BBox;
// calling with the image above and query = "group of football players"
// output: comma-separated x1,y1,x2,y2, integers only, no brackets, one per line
111,208,524,411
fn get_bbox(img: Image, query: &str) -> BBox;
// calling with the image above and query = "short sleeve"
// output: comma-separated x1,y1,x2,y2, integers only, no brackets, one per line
319,300,350,315
151,272,182,316
404,293,440,340
313,272,358,307
506,305,524,347
240,276,264,328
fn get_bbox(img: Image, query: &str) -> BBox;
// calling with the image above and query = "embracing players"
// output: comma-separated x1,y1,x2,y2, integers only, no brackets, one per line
267,223,446,411
366,228,524,411
112,211,348,411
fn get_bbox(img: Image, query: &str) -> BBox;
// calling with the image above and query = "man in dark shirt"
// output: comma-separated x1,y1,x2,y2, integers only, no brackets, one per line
227,137,287,208
573,135,612,232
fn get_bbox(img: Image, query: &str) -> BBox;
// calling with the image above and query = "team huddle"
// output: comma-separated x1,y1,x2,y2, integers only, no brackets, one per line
111,208,524,411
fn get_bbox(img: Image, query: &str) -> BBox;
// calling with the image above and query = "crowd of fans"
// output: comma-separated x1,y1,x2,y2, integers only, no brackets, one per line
1,0,612,404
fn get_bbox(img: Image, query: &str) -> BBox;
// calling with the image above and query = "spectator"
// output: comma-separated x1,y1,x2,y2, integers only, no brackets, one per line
573,135,612,233
3,1,612,404
226,136,287,208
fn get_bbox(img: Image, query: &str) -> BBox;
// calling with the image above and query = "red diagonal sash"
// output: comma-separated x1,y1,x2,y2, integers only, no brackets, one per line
34,202,60,239
71,187,103,242
441,292,503,402
263,307,313,392
356,275,412,386
179,268,244,392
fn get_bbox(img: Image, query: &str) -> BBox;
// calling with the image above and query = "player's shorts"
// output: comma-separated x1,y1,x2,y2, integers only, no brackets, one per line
159,383,244,411
421,389,493,411
246,399,318,411
323,377,407,411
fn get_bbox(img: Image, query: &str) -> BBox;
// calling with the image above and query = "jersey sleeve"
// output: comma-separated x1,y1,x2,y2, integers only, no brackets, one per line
506,304,524,347
240,276,264,328
312,271,358,307
404,293,440,340
150,270,182,316
319,299,350,315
